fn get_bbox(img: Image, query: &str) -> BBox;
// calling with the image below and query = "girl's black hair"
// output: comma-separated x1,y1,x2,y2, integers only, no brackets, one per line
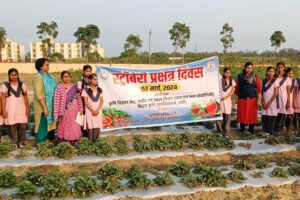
223,67,232,85
35,58,48,71
263,67,276,84
275,62,286,77
61,71,71,79
243,62,254,74
87,74,102,96
284,67,294,76
81,65,92,89
7,68,25,96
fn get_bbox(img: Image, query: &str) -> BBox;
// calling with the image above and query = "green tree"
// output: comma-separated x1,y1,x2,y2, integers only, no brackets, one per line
36,21,59,57
74,24,100,63
169,22,191,64
270,31,286,54
123,34,142,64
220,23,234,54
48,52,64,62
0,27,7,62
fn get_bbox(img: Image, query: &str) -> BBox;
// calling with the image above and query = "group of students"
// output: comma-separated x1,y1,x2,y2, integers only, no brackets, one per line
217,61,300,136
0,59,299,148
0,58,103,147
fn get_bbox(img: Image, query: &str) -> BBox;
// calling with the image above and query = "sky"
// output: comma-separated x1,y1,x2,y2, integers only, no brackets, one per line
0,0,300,57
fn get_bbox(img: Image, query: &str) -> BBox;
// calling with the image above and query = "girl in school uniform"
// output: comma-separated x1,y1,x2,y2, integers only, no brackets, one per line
285,67,295,133
261,67,279,134
0,68,30,147
217,68,236,136
293,77,300,134
0,94,3,141
77,65,92,91
234,62,262,133
275,62,291,134
82,74,103,142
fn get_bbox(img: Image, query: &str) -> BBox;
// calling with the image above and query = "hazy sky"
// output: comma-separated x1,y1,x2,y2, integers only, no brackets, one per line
1,0,300,57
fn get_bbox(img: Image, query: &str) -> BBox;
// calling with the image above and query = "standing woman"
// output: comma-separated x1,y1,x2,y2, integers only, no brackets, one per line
293,77,300,134
275,62,291,134
234,62,262,133
33,58,57,144
1,68,30,147
285,67,295,133
217,68,236,136
53,71,83,144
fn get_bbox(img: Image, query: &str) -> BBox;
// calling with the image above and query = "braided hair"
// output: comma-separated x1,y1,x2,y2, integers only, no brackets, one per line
7,68,25,97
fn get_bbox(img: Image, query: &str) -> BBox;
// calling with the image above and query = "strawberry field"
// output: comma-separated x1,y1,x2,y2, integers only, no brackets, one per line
0,122,299,200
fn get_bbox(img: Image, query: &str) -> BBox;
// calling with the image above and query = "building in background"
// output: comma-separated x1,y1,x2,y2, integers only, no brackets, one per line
30,38,105,61
0,38,25,62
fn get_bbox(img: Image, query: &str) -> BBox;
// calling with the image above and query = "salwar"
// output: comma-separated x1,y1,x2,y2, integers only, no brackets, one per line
88,128,100,142
35,113,55,144
216,114,231,135
240,123,255,133
262,115,276,134
285,114,294,133
275,113,287,133
294,113,300,134
7,123,27,146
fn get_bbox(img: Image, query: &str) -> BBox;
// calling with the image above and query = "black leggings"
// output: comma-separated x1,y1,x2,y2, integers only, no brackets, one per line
88,128,100,142
240,123,255,133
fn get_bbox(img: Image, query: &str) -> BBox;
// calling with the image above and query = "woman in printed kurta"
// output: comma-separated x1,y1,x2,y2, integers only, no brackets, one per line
293,78,300,134
33,58,57,144
261,67,279,134
275,62,291,134
0,68,30,147
234,62,262,133
217,68,236,136
54,71,83,144
285,67,295,133
82,74,103,142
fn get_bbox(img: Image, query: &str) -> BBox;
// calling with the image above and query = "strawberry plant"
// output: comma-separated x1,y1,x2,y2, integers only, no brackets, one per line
169,160,191,177
127,172,152,190
166,133,184,150
93,138,113,157
75,137,94,155
283,133,300,144
204,134,235,150
100,177,125,194
294,157,300,164
0,139,18,158
288,164,300,176
193,162,228,187
71,173,100,198
251,171,265,178
16,144,33,159
114,137,131,155
15,180,37,200
228,170,247,183
234,160,254,171
239,131,255,140
0,170,16,187
132,135,151,153
97,163,123,180
150,137,168,151
53,142,76,160
24,170,46,187
264,135,283,145
153,171,175,187
180,132,193,146
276,159,290,167
125,164,142,179
255,160,272,169
270,167,289,178
39,169,70,200
187,135,204,150
180,173,201,188
36,142,54,158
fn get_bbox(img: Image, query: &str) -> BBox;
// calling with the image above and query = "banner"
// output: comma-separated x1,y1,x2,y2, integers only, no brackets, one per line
96,56,222,131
